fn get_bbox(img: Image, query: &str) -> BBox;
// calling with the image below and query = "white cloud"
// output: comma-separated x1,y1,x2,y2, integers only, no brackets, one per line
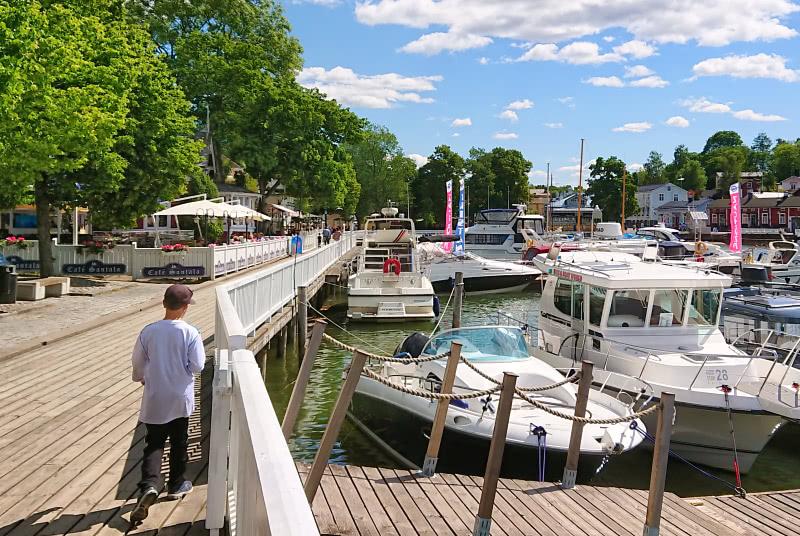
603,36,615,42
293,0,340,4
507,99,534,110
557,96,575,108
613,122,652,133
355,1,800,51
518,41,623,64
628,163,644,171
629,75,669,88
493,132,519,139
666,116,690,127
558,159,596,178
479,57,489,64
529,170,548,178
407,154,429,167
731,109,788,122
297,66,442,109
692,53,800,82
613,40,657,58
451,117,472,127
399,32,493,55
678,97,732,114
584,76,625,87
497,110,519,122
453,132,461,136
624,65,655,78
544,122,564,128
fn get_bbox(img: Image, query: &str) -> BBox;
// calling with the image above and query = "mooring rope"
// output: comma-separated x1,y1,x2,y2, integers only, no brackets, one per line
429,285,456,338
514,389,661,425
457,354,581,392
361,367,502,400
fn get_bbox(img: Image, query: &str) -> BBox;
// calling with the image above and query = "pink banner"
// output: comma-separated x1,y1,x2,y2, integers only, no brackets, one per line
443,180,453,253
729,183,741,253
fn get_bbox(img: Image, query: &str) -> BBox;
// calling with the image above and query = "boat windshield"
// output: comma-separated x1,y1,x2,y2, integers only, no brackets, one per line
422,327,530,360
518,218,544,234
366,219,413,231
475,210,517,225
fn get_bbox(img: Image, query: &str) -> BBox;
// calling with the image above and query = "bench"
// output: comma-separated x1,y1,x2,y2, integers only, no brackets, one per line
17,277,71,301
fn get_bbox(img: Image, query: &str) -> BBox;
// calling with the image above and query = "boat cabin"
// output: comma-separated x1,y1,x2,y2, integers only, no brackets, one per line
636,226,682,242
757,241,800,266
536,251,731,352
465,208,545,246
362,216,418,273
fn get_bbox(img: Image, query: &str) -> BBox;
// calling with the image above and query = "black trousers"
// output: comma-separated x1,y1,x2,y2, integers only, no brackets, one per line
138,417,189,492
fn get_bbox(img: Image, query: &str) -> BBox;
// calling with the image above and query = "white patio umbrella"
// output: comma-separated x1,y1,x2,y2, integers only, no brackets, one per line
152,199,247,218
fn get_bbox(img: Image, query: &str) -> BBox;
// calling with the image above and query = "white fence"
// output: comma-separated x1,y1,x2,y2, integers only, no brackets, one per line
1,238,291,281
209,232,358,535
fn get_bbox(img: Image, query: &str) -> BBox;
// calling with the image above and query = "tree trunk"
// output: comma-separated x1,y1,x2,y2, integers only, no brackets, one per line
34,176,54,277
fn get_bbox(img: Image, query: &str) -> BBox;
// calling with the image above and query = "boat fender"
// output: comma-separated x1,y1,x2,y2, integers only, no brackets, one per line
433,295,440,316
695,241,708,256
382,258,401,276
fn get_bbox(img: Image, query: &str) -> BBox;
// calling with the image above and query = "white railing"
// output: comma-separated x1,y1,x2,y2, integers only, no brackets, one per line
208,232,358,535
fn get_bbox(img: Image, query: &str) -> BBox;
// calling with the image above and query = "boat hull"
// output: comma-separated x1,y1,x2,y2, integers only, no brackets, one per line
350,390,610,483
431,274,536,295
347,293,435,321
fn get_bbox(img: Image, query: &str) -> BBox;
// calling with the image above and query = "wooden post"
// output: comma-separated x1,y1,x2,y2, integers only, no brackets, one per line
577,138,584,232
622,167,627,229
282,320,327,440
298,285,308,360
643,392,675,536
452,272,464,329
562,360,593,488
288,314,296,343
472,372,518,536
304,350,368,503
277,325,288,359
421,342,463,477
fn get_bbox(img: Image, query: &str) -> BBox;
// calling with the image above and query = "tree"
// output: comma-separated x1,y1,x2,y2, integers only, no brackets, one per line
676,160,707,198
411,146,465,227
673,144,691,169
486,148,532,210
641,151,666,185
710,147,746,194
586,157,638,223
0,0,186,275
749,132,774,189
465,147,495,222
771,142,800,182
702,131,743,154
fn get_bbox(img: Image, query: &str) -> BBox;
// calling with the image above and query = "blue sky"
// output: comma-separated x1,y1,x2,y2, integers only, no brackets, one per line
286,0,800,186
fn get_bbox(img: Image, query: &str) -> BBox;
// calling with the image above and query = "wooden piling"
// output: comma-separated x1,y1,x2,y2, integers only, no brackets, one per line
304,349,368,503
277,325,288,359
282,321,327,440
452,272,464,329
562,360,593,489
298,285,308,360
422,342,463,477
643,392,675,536
472,372,518,536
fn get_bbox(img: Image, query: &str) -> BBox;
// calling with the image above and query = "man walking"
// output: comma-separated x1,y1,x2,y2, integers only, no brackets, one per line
130,284,205,523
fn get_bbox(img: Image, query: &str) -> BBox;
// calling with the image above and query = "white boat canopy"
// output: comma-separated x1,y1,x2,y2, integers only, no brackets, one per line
152,199,265,219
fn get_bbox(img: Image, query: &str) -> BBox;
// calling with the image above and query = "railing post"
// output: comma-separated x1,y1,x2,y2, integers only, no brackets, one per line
304,349,368,503
453,272,464,329
282,320,327,440
562,360,593,489
206,350,232,534
298,285,308,359
472,372,518,536
422,342,462,477
643,392,675,536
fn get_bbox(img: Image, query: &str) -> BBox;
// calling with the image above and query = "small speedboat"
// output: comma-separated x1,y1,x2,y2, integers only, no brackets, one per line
350,326,648,482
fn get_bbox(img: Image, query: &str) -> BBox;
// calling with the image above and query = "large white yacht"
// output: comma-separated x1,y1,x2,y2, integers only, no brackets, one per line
351,326,647,482
464,205,545,260
746,241,800,283
347,208,435,322
531,248,800,473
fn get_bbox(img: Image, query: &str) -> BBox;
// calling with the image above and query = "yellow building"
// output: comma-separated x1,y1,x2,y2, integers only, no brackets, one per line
527,188,550,215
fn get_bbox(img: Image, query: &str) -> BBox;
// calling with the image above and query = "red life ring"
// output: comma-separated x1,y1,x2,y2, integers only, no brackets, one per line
382,258,401,276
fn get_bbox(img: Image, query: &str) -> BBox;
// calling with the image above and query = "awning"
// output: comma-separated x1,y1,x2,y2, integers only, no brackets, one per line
688,211,708,221
269,203,299,217
225,205,271,221
153,199,251,218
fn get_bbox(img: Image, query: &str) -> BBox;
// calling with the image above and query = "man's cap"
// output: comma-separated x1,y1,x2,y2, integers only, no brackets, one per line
164,284,196,309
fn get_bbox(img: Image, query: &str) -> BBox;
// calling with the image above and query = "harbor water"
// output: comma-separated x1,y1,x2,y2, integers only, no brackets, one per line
264,285,800,497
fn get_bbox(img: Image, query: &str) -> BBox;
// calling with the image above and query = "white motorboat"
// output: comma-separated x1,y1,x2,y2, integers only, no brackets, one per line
531,248,800,473
637,225,740,273
746,241,800,284
350,326,648,482
464,206,545,260
417,242,540,295
347,208,435,322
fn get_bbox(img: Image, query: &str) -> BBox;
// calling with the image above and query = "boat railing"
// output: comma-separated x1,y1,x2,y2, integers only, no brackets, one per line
730,328,800,393
550,366,655,408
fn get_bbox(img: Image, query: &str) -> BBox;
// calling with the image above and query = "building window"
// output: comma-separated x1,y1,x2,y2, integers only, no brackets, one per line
762,213,769,225
780,213,786,225
673,194,679,201
658,193,664,202
712,213,718,223
792,183,797,190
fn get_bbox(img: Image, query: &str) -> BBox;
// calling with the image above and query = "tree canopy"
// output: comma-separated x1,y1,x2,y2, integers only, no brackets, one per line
702,130,744,154
410,146,466,227
586,157,638,223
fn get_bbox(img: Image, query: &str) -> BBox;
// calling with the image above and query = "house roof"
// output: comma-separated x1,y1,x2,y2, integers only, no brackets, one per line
709,198,730,209
637,184,664,192
217,182,261,196
699,189,718,199
654,200,690,211
743,194,786,208
781,176,800,184
715,171,764,179
780,195,800,208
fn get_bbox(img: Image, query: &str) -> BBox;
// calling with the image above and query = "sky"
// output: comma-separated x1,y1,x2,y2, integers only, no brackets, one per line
284,0,800,186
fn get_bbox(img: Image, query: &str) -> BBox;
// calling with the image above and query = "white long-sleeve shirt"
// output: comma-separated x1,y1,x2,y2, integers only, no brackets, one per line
132,319,205,424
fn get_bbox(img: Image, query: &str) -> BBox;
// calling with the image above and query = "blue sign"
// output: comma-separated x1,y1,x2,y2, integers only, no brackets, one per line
454,180,465,256
291,235,303,255
142,263,205,278
63,259,126,275
6,255,40,271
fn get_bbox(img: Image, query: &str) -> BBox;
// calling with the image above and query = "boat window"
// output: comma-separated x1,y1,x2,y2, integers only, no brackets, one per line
465,234,509,245
422,327,529,360
572,283,584,320
650,289,687,327
687,289,721,326
554,278,573,317
608,290,649,327
475,210,517,225
589,287,607,326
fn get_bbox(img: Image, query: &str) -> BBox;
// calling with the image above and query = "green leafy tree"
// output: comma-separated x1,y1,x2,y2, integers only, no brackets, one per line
771,142,800,182
465,147,495,222
411,146,465,227
486,148,532,210
676,160,707,198
702,131,744,154
586,157,638,222
749,132,774,189
710,147,746,195
0,0,190,275
641,151,666,185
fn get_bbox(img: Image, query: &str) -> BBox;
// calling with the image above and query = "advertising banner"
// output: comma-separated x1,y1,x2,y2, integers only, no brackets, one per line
443,180,453,253
454,179,465,256
729,183,741,253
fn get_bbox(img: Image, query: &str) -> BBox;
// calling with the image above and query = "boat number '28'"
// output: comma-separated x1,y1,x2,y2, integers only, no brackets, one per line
704,369,728,383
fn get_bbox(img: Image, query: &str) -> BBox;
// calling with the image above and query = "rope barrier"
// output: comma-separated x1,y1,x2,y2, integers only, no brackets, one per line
322,333,450,363
514,389,661,425
429,285,456,337
361,367,502,400
458,355,581,392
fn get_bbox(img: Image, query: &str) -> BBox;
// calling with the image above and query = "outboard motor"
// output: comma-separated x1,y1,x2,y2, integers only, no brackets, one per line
394,332,430,359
